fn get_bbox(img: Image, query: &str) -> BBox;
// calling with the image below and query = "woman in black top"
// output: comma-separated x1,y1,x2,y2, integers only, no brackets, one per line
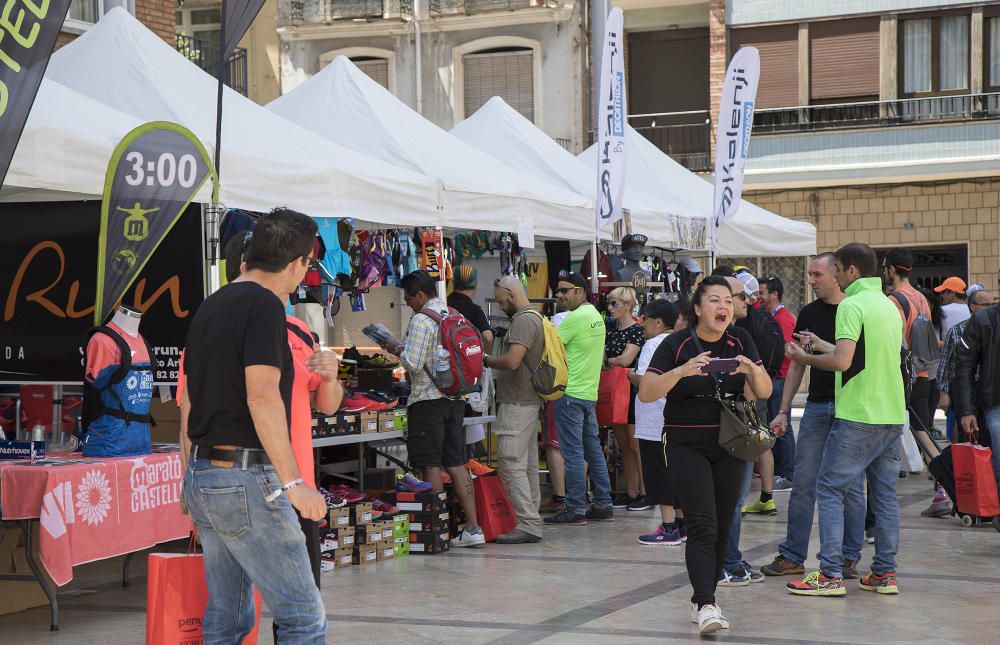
639,276,771,635
604,287,648,510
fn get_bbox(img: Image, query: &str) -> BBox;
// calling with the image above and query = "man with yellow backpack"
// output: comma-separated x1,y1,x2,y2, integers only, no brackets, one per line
485,275,568,544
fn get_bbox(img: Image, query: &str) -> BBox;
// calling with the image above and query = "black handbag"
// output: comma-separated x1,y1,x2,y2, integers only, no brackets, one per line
689,330,776,462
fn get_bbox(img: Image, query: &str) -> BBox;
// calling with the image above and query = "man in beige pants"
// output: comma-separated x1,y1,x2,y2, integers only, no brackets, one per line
483,276,545,543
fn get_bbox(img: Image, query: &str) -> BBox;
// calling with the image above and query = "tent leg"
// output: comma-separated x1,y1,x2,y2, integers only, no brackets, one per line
590,239,599,296
435,226,446,301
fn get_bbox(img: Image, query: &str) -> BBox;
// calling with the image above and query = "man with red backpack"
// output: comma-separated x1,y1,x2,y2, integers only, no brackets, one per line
387,270,485,547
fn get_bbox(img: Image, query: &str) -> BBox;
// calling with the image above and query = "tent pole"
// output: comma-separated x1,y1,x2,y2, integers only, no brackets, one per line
590,239,599,295
436,226,446,301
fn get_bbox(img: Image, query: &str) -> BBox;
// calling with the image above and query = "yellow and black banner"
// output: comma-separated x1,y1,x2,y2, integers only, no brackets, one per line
96,122,217,325
0,0,72,187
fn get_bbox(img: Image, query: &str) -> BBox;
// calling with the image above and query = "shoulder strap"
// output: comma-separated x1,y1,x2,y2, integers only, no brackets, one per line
418,306,445,323
890,290,910,321
688,328,722,399
88,325,133,387
286,320,315,347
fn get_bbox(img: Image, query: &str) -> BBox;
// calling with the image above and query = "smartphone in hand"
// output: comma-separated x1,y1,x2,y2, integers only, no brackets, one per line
700,358,739,374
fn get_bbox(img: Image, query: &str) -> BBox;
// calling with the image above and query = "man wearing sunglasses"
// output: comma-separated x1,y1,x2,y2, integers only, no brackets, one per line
544,272,615,525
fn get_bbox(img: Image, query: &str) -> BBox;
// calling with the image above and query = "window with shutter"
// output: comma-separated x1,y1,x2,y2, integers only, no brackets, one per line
352,57,390,89
463,49,534,122
899,14,970,97
809,18,879,101
730,25,798,109
627,28,709,114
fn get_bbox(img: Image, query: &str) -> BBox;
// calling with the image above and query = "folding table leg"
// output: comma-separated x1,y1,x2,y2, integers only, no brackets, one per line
21,520,59,631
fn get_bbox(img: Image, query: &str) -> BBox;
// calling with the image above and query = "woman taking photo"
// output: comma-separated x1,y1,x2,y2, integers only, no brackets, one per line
604,287,649,511
639,276,771,635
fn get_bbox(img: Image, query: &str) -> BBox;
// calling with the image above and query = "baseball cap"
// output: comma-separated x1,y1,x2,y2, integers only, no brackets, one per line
557,270,590,293
933,276,966,294
733,270,759,297
621,233,648,250
453,265,477,289
967,283,985,298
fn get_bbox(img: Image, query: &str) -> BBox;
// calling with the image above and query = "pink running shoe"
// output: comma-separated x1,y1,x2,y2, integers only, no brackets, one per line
328,484,366,504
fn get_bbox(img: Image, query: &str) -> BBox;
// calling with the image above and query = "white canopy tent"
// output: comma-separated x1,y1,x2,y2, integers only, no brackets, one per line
579,126,817,257
42,8,441,226
267,57,598,241
1,79,144,202
451,97,708,250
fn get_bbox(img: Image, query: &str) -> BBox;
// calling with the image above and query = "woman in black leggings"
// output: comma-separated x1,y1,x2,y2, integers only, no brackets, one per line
639,276,772,636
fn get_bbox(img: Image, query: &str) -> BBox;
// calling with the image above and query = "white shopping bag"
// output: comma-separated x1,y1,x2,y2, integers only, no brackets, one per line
901,418,924,473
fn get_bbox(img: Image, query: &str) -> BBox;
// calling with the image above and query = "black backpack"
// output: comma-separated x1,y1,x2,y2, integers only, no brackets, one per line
81,326,155,431
746,308,786,378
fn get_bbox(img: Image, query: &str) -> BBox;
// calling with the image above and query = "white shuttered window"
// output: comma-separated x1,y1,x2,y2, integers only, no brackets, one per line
463,49,534,122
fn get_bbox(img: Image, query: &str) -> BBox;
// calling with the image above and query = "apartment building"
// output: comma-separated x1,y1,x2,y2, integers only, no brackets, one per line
59,1,175,46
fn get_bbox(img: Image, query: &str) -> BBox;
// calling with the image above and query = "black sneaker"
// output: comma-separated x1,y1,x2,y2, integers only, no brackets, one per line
612,494,634,509
585,505,615,522
544,509,587,525
627,495,654,511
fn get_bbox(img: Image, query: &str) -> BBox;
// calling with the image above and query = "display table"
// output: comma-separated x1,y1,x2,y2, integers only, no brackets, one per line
0,450,190,629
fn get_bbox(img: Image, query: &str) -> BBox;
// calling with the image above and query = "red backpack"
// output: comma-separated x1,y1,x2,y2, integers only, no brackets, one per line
419,306,484,395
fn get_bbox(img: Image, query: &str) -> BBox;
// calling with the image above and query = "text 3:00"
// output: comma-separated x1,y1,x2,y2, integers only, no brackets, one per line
123,152,199,188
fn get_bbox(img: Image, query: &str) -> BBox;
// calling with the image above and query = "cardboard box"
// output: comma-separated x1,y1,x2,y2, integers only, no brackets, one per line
377,520,394,537
393,535,410,557
409,529,450,555
376,539,395,560
360,412,380,434
320,557,335,573
353,543,378,565
326,526,355,548
332,412,360,435
380,490,447,513
355,524,383,544
349,502,374,526
392,514,408,538
319,537,338,553
407,510,450,533
333,546,354,569
327,507,351,528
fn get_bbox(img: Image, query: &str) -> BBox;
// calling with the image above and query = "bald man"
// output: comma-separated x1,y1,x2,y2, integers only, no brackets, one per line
484,275,546,543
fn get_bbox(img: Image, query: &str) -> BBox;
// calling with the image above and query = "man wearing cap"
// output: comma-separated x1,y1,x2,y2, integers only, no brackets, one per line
937,286,993,442
544,271,615,524
935,277,971,335
615,234,650,283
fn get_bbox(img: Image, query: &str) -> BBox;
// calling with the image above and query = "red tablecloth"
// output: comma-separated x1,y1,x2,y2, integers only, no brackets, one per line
0,451,190,586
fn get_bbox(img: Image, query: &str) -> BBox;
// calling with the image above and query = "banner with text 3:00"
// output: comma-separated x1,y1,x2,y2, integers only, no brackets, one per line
97,122,218,325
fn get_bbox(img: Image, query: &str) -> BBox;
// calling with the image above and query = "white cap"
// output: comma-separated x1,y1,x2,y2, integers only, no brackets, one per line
734,271,759,297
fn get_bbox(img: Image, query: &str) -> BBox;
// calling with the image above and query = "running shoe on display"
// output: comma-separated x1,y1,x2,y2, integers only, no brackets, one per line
371,497,399,516
465,459,495,476
395,472,433,493
320,489,347,508
328,484,366,504
340,394,373,413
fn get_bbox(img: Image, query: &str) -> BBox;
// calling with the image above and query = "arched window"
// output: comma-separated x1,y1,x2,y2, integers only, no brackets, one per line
463,47,534,122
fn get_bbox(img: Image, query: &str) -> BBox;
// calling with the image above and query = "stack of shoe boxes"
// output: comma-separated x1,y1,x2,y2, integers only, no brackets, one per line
392,513,409,557
350,502,378,565
380,490,450,554
322,507,356,570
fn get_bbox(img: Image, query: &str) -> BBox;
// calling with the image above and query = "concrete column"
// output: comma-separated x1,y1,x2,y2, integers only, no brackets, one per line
708,0,727,164
879,15,898,102
972,7,984,94
798,23,809,106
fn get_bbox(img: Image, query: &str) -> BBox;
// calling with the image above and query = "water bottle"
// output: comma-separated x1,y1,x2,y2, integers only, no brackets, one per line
31,423,46,443
436,346,450,372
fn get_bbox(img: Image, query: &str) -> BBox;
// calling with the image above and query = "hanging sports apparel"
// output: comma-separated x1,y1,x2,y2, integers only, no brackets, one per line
317,218,352,281
82,323,154,458
580,248,614,294
421,229,441,278
396,231,418,285
351,291,366,312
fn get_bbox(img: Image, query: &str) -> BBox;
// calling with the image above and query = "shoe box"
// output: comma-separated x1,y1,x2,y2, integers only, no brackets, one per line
407,510,450,533
360,412,380,434
349,502,374,525
355,523,385,545
353,543,378,565
376,539,395,561
380,490,447,513
377,409,408,433
326,526,355,548
327,507,351,529
312,412,360,437
392,514,408,539
409,529,450,555
333,546,354,569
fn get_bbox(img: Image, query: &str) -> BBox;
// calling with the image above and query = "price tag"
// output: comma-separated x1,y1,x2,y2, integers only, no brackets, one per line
516,214,535,249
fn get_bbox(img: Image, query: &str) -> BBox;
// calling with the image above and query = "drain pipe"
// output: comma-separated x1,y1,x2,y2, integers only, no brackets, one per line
414,0,423,116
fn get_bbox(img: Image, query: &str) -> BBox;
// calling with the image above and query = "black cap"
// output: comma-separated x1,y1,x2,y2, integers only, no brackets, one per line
558,270,590,293
643,299,679,328
621,233,648,250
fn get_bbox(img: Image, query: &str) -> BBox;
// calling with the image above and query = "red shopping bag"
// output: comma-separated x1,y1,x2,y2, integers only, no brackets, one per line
951,442,1000,517
473,474,517,542
596,367,630,427
146,552,263,645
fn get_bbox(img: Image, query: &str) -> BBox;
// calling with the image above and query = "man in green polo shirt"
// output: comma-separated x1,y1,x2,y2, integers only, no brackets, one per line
785,243,905,598
543,271,614,525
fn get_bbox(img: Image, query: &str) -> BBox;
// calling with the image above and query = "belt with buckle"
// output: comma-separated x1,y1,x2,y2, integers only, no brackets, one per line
193,444,271,469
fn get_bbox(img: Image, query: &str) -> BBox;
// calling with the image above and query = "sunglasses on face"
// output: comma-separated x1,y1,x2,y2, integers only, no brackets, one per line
555,286,581,295
494,278,513,295
607,300,620,308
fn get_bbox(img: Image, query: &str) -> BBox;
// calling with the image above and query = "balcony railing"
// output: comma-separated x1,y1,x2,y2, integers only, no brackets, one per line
430,0,551,15
628,110,712,172
176,34,248,97
753,93,1000,134
287,0,390,23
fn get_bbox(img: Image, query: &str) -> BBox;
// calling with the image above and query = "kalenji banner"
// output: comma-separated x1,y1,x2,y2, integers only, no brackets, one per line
711,46,760,253
96,122,217,325
222,0,266,61
0,0,72,187
595,6,626,233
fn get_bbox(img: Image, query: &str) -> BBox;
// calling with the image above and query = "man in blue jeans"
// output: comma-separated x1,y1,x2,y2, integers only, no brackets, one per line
786,243,905,597
544,271,614,524
759,276,797,489
954,287,1000,487
180,209,329,642
762,254,865,578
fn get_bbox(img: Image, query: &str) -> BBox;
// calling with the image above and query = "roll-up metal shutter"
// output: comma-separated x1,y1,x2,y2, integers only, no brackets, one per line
463,49,534,122
730,25,798,108
627,28,710,114
352,57,389,89
810,18,880,100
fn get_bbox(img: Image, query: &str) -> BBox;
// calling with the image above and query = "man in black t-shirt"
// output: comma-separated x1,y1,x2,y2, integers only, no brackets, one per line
761,253,865,580
180,209,328,643
448,265,494,351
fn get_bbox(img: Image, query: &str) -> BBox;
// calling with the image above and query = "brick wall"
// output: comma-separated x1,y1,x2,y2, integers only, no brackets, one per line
708,0,727,162
135,0,175,45
55,32,77,49
745,180,1000,292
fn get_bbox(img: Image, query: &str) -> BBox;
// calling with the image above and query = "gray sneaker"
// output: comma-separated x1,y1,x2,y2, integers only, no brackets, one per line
773,476,793,491
921,500,952,518
450,527,486,547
